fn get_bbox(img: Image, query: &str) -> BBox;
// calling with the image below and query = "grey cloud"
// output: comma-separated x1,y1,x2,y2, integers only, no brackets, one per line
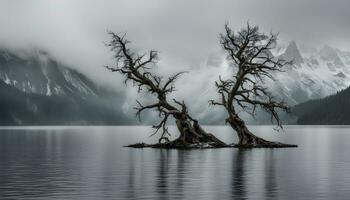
1,0,350,118
2,0,350,71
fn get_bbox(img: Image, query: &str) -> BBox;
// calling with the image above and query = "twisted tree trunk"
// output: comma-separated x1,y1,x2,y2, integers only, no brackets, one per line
170,117,227,148
227,113,297,148
212,23,298,148
106,32,228,149
128,115,228,149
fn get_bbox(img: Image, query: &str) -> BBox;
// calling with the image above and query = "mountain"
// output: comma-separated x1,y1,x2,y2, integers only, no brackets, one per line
199,42,350,125
267,42,350,106
2,41,350,125
0,49,100,97
0,49,132,125
291,86,350,124
255,42,350,124
279,41,304,65
319,45,345,67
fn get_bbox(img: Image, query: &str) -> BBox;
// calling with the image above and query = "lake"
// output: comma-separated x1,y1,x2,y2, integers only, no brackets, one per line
0,126,350,199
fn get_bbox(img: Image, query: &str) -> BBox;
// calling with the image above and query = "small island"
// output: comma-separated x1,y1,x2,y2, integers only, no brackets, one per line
106,23,297,148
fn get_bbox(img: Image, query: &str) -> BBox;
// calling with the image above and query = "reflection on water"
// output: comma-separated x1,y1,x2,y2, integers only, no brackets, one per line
232,150,247,199
1,126,350,199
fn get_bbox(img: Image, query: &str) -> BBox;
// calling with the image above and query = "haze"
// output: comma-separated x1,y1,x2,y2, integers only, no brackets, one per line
1,0,349,120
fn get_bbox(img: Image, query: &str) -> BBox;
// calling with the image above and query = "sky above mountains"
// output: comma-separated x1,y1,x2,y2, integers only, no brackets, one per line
1,0,350,76
1,0,350,121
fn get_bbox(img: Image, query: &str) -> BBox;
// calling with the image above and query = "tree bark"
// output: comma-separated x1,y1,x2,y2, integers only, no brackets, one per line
227,113,297,148
213,23,297,148
127,117,228,149
107,32,228,149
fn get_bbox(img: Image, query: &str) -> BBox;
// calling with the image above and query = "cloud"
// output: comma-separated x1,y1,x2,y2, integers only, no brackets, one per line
1,0,350,120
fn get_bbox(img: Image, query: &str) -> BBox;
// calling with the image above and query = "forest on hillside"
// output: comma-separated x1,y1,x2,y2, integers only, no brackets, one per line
292,86,350,124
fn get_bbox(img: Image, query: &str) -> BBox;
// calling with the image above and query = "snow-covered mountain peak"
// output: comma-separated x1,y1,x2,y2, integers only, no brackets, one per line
266,42,350,106
280,41,304,65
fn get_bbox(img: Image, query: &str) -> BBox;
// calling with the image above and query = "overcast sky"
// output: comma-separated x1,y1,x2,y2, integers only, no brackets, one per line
1,0,350,72
1,0,349,117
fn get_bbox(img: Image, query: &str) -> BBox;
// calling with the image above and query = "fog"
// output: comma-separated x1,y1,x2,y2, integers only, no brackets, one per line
1,0,349,121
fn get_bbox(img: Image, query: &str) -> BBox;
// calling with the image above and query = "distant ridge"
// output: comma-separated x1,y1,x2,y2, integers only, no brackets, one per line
292,86,350,124
0,48,132,125
279,41,304,65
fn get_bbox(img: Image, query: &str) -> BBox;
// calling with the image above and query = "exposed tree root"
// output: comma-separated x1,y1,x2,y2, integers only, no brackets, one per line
126,134,230,149
127,117,297,149
232,137,298,148
126,135,230,149
126,130,297,149
127,119,229,149
228,116,297,148
127,138,230,149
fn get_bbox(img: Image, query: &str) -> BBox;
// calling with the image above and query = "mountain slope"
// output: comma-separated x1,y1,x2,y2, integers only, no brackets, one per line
2,42,350,125
0,49,101,97
0,49,132,125
279,41,304,65
292,86,350,124
195,42,350,125
267,42,350,106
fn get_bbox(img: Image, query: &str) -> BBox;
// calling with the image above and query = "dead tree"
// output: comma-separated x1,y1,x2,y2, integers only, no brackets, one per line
106,32,227,148
210,23,297,148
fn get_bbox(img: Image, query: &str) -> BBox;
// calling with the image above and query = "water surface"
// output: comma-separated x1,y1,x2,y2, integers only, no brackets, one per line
0,126,349,199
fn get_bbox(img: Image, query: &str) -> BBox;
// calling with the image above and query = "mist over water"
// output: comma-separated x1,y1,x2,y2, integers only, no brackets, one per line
1,126,350,199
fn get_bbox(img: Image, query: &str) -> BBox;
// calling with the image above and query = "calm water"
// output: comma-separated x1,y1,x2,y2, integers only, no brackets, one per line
0,126,350,200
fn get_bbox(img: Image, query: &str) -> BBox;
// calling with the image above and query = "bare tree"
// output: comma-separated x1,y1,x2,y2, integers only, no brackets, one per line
210,23,297,147
106,32,227,148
